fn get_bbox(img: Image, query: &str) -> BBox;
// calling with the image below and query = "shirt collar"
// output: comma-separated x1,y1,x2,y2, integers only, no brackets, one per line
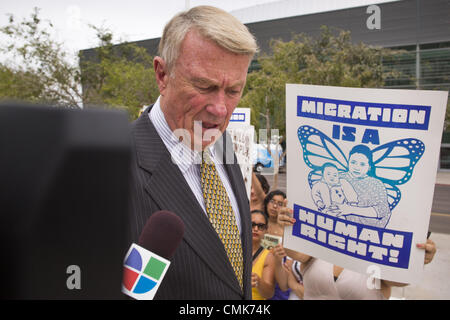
149,97,221,172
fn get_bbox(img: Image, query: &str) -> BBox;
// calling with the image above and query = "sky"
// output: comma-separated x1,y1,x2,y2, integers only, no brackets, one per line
0,0,275,58
0,0,394,65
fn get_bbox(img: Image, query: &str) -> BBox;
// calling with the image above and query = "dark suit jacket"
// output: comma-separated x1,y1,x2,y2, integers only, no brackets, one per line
128,107,252,299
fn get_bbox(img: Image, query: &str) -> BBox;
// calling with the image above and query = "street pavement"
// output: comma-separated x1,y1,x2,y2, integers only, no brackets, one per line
264,170,450,300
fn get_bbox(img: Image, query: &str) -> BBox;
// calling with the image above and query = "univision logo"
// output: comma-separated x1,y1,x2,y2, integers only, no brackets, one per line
122,243,170,299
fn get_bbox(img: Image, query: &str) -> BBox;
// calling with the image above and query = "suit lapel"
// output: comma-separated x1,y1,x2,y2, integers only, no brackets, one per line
133,110,243,295
217,131,252,298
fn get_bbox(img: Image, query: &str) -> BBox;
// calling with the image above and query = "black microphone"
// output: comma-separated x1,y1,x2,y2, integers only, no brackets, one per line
122,211,184,299
138,210,185,260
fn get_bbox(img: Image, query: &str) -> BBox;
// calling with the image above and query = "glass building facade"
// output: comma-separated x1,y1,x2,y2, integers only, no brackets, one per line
384,42,450,169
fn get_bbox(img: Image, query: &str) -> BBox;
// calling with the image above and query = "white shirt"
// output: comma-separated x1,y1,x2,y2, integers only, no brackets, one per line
148,97,242,233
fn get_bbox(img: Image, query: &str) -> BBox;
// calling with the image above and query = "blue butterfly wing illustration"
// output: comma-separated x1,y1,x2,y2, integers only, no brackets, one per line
372,138,425,186
298,125,349,189
371,138,424,211
384,183,401,211
308,169,322,189
297,125,348,171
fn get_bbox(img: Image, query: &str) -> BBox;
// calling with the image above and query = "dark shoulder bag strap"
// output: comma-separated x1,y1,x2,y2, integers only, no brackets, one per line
252,246,264,262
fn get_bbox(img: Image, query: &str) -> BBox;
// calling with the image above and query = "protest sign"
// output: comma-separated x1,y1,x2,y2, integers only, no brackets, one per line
284,84,448,284
229,107,251,126
228,108,254,200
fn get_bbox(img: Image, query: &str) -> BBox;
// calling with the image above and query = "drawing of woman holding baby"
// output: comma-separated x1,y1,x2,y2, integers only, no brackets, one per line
334,144,391,228
311,144,391,228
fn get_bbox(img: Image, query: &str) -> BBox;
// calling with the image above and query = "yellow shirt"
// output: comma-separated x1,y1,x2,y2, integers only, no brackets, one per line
251,248,270,300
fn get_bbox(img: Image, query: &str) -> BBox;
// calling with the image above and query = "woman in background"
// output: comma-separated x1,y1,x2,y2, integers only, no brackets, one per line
263,190,291,300
251,209,276,300
264,190,286,238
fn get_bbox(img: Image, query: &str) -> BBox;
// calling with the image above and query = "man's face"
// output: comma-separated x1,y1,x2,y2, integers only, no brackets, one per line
155,30,251,151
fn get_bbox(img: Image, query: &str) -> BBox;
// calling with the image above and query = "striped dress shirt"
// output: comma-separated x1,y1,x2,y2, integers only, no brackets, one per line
148,97,242,233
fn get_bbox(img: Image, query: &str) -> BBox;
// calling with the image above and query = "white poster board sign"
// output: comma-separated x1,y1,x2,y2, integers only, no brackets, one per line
285,84,448,284
228,108,254,200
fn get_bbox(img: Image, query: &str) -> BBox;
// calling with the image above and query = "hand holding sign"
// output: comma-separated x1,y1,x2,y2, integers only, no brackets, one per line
277,200,295,227
417,239,436,265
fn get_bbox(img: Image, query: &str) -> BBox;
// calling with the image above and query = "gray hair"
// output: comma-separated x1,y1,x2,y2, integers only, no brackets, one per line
158,5,259,74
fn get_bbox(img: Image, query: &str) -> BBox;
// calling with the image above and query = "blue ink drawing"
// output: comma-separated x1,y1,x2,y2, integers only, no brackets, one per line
297,125,425,229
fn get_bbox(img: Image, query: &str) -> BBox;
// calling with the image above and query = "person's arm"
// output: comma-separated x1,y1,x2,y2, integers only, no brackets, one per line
285,248,312,264
251,173,266,210
277,258,305,299
272,244,289,291
277,203,312,264
286,266,304,299
253,252,276,299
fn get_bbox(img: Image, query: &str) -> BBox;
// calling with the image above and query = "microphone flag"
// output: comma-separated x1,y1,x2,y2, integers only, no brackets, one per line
122,243,170,300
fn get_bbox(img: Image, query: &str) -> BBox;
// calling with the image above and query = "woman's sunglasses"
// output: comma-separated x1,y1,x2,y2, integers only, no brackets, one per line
252,222,267,231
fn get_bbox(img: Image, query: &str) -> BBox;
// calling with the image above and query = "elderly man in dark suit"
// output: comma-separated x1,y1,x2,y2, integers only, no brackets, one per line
128,6,258,299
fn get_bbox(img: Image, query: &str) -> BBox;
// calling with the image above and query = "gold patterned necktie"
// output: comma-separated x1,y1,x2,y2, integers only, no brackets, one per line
200,149,244,291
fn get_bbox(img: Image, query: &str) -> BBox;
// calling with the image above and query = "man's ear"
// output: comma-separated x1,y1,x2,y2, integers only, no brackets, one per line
154,56,169,95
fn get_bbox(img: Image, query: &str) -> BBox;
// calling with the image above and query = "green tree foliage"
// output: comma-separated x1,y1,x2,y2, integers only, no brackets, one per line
240,26,405,136
0,65,46,103
79,26,159,119
0,7,159,120
0,8,82,107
